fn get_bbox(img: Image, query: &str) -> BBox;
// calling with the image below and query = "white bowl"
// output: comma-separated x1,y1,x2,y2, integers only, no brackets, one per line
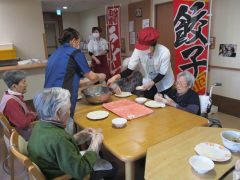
135,97,147,104
112,118,127,128
221,130,240,152
189,155,214,174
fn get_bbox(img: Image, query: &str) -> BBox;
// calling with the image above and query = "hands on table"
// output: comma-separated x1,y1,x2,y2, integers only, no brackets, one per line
154,93,177,107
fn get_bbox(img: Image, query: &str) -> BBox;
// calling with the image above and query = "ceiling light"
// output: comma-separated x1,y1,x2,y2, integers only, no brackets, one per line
63,6,68,10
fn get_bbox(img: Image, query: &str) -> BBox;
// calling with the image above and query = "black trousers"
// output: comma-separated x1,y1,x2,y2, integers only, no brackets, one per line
90,161,118,180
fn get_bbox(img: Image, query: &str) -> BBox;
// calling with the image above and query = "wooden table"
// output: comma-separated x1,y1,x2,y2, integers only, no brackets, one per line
145,127,240,180
74,95,208,180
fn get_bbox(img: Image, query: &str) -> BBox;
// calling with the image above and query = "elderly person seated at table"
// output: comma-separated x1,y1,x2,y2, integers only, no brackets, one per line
0,70,37,140
154,70,200,115
28,87,117,180
110,57,143,94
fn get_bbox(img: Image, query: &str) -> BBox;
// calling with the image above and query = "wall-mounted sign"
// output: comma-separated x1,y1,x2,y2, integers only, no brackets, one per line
173,0,209,95
106,5,121,75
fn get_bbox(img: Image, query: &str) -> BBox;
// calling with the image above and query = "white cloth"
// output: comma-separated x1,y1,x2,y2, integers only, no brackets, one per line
7,89,22,96
199,95,210,114
128,44,174,92
88,38,108,56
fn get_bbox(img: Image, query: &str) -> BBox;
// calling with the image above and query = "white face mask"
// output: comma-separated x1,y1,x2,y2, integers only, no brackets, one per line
92,32,100,38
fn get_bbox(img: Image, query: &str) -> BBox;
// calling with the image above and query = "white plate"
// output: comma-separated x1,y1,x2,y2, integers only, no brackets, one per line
189,155,214,174
86,110,109,120
195,142,232,162
114,92,132,98
144,100,166,108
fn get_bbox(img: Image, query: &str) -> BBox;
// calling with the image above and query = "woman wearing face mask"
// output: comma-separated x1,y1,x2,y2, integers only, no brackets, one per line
107,27,174,99
88,27,111,80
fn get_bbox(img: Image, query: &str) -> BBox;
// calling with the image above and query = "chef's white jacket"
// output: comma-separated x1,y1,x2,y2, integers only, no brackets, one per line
128,44,174,92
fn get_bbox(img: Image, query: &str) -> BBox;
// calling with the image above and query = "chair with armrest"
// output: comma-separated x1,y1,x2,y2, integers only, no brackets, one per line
0,112,14,180
10,129,72,180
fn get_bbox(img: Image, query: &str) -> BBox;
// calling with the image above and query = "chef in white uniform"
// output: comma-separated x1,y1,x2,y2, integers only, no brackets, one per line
107,27,174,99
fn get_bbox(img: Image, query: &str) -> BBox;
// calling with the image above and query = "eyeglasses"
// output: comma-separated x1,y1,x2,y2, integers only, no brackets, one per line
175,80,188,87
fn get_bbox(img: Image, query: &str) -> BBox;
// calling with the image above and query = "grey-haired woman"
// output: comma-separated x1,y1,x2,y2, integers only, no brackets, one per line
28,87,118,180
154,71,200,115
0,70,37,140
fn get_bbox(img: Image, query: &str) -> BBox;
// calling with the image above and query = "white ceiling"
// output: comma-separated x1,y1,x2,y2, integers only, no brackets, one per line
41,0,114,12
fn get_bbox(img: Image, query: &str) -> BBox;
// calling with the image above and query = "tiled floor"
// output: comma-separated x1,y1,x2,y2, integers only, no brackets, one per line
1,112,240,180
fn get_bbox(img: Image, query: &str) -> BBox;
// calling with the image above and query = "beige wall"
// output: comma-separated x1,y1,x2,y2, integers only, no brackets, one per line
62,12,85,38
208,0,240,100
62,0,142,55
0,0,45,100
0,69,45,100
0,0,45,60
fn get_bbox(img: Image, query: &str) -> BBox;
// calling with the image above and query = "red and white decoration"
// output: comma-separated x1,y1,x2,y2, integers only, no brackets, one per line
173,0,210,95
106,5,122,75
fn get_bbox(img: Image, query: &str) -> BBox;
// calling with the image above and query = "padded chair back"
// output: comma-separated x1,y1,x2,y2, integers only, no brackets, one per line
10,129,32,167
0,112,13,139
10,129,72,180
0,112,14,180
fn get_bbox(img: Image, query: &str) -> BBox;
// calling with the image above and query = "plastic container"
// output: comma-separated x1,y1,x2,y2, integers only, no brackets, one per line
0,48,17,60
0,43,14,50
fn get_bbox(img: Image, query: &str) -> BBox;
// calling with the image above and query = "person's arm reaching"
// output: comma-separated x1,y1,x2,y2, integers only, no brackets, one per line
84,71,106,83
153,73,165,84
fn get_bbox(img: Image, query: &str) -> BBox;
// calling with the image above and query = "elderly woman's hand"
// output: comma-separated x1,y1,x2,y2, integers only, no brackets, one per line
154,93,163,101
154,93,168,104
73,128,94,145
164,95,177,107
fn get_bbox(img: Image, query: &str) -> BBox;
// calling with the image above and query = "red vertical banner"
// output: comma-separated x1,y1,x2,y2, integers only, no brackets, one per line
173,0,209,95
106,5,121,75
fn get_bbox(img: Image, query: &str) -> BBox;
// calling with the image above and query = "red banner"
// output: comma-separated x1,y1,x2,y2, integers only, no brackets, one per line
173,0,209,95
106,5,121,75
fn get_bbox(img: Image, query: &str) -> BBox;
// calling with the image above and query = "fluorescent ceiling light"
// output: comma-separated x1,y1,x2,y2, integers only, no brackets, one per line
63,6,68,10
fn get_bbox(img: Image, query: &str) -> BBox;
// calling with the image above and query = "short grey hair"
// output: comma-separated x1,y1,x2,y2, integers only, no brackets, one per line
33,87,71,121
177,71,195,88
3,70,26,88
